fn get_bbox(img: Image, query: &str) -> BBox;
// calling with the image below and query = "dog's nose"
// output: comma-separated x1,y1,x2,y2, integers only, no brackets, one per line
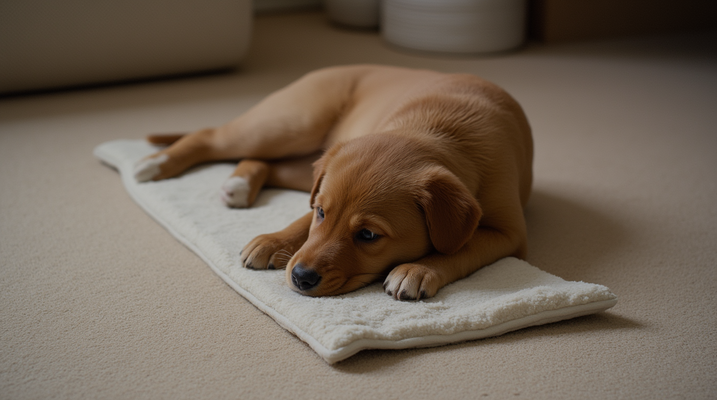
291,263,321,291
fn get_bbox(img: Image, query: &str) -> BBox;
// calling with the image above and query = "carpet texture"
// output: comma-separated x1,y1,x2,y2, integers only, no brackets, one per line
2,11,716,400
94,139,617,363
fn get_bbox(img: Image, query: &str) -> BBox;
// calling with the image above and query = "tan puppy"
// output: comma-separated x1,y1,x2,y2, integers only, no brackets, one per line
135,65,533,300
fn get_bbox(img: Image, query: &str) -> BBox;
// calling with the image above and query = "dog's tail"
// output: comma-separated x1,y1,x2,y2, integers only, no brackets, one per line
145,133,186,146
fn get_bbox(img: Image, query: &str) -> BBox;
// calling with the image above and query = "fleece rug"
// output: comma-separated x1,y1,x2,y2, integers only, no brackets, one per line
94,140,618,364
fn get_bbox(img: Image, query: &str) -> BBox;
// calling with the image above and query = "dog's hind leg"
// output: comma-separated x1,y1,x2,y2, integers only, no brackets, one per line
221,159,270,208
264,152,321,192
145,133,186,146
134,128,228,182
134,67,358,182
222,152,321,208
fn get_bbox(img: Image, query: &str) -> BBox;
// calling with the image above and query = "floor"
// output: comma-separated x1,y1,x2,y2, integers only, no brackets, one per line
1,11,716,400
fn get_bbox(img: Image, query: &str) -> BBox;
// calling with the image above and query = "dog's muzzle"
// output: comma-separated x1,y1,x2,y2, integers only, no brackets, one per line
291,263,321,291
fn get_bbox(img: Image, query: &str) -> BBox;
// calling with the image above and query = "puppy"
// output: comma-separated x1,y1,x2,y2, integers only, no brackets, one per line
134,65,533,300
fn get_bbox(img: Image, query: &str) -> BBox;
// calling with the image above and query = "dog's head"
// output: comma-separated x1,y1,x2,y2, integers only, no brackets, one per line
286,134,482,296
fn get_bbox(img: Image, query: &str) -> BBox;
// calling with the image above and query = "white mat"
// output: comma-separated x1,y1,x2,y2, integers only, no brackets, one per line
94,139,618,364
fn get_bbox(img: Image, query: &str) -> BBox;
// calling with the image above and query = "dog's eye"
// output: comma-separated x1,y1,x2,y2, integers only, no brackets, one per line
316,206,325,221
356,229,379,242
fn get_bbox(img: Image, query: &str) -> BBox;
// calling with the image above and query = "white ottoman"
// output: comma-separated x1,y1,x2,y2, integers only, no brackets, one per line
0,0,253,94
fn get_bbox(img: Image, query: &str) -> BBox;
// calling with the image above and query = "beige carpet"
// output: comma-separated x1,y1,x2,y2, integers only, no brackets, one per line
1,11,715,399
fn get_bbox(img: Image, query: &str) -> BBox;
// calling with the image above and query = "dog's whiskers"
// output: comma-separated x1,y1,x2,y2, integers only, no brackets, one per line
276,249,294,259
273,249,295,266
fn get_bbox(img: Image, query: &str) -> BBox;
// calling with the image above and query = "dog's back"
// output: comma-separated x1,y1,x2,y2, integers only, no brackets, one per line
320,65,533,210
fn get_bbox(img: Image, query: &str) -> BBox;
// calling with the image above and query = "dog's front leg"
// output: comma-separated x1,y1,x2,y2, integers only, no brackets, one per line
384,226,526,300
240,211,312,270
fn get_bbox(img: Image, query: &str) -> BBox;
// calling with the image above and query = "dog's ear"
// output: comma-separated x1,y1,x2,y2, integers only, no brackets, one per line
415,166,482,254
310,142,345,205
309,158,325,206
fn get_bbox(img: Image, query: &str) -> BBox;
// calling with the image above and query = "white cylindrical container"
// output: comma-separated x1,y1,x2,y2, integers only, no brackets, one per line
325,0,380,28
382,0,527,54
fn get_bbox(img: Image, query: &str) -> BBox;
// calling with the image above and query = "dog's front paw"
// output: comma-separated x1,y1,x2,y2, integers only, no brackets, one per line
240,234,297,270
383,263,441,301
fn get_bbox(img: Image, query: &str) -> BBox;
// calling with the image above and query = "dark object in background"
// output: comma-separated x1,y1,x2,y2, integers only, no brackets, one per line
530,0,717,42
